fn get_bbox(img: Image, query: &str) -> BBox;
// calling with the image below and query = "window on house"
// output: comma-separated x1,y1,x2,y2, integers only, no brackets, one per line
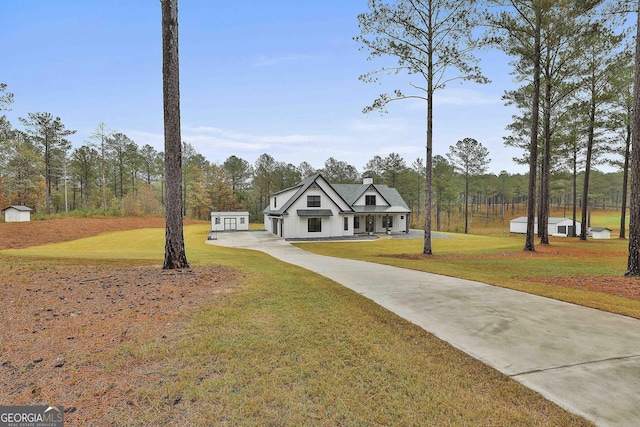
308,218,322,232
354,216,360,229
344,217,348,231
307,195,321,207
558,225,566,234
383,216,393,228
274,197,277,208
365,195,376,205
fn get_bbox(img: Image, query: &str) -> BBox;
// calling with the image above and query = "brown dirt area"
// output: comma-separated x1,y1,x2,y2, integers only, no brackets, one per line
0,217,243,425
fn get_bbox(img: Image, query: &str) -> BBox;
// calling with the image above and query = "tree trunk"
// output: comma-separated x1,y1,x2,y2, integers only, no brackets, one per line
423,91,433,254
572,149,578,237
45,133,51,215
423,17,434,255
626,1,640,276
581,94,596,241
539,69,552,245
525,9,542,252
464,177,469,234
620,124,631,238
162,0,189,270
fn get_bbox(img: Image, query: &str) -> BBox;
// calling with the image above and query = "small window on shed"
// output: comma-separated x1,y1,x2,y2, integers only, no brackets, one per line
240,217,245,224
215,217,220,225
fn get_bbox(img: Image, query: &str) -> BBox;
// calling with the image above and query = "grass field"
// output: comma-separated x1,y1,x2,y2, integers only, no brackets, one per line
295,209,640,319
0,222,593,425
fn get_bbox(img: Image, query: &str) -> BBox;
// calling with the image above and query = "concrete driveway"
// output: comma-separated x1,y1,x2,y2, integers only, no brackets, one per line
208,230,640,427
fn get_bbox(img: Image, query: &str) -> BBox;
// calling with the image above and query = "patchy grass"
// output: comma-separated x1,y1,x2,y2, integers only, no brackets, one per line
294,233,640,319
1,223,592,425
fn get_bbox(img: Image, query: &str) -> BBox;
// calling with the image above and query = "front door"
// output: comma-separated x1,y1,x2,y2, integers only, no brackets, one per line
366,215,374,233
224,218,237,231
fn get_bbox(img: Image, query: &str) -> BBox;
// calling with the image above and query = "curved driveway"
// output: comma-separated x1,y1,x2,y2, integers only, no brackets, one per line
208,230,640,427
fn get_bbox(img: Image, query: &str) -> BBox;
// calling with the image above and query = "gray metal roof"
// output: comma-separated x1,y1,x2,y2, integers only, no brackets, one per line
510,216,580,224
263,174,411,216
353,206,410,214
2,205,33,212
264,174,355,216
332,183,410,211
296,209,334,216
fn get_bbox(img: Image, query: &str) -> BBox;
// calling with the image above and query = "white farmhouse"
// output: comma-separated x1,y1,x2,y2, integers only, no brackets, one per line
210,211,249,231
2,205,33,222
509,216,582,236
263,174,411,239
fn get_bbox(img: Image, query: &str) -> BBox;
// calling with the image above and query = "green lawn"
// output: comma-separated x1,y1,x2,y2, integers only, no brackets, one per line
0,224,593,425
294,231,640,319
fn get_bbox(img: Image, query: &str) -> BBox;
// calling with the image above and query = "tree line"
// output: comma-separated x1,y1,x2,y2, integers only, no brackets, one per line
0,87,630,233
353,0,640,276
3,0,640,274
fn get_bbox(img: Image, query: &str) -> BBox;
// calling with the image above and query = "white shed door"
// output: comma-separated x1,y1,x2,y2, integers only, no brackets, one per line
224,218,237,231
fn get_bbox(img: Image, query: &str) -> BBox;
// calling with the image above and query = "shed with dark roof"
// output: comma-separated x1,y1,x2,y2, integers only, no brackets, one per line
2,205,33,222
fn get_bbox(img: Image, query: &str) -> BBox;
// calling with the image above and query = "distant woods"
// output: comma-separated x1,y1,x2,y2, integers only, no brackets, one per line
0,110,631,232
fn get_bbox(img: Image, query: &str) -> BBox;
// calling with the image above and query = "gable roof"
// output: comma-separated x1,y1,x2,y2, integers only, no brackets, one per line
333,183,410,213
2,205,33,212
263,174,355,216
264,174,411,216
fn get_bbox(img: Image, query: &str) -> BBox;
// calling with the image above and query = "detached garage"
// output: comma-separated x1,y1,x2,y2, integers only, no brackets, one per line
510,216,581,236
211,211,249,232
2,205,33,222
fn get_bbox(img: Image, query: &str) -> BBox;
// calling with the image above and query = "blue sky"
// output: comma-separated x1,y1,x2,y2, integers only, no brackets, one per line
1,0,527,175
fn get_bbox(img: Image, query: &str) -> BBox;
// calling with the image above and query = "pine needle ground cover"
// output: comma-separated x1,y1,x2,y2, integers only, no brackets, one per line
0,218,591,425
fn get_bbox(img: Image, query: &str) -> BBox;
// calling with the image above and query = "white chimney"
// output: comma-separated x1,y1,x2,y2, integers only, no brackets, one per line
363,176,373,185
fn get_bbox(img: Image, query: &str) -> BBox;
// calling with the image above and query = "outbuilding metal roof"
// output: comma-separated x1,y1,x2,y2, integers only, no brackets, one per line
1,205,33,212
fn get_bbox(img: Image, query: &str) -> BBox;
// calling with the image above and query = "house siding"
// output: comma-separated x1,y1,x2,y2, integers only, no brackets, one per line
264,174,410,239
282,188,347,239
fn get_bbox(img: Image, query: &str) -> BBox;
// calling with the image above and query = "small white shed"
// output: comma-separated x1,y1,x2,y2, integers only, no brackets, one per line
510,216,581,236
211,211,249,232
590,227,611,239
2,205,33,222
